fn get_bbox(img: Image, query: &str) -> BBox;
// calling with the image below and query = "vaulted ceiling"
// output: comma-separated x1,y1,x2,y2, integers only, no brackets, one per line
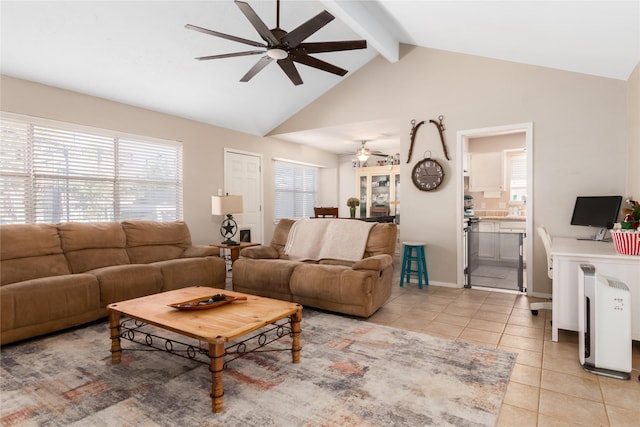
2,1,638,155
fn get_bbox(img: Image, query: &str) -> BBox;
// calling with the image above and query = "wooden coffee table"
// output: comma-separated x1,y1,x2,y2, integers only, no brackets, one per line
107,287,302,413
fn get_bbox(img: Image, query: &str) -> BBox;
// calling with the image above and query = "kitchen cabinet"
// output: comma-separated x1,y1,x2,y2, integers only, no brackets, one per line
498,221,526,233
478,219,526,263
355,165,399,219
478,221,496,259
498,221,525,263
469,152,504,192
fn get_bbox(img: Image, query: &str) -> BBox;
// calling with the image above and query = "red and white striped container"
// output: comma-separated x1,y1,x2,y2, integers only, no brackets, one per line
611,230,640,256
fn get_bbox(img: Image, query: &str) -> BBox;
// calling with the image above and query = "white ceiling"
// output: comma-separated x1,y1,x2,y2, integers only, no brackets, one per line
2,1,639,156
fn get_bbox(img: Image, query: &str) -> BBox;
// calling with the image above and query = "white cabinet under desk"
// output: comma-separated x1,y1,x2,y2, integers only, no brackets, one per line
550,237,640,342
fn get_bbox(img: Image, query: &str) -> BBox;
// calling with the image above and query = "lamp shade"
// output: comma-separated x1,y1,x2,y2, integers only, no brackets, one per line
211,195,243,215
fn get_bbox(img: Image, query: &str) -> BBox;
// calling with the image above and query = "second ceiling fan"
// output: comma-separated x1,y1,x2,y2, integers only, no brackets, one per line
186,0,367,86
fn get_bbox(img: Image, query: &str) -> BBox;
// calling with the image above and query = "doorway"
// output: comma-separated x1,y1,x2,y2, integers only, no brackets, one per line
456,123,533,293
224,148,263,244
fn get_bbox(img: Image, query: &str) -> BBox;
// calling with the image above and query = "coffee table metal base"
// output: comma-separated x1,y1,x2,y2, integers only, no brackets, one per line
112,317,296,367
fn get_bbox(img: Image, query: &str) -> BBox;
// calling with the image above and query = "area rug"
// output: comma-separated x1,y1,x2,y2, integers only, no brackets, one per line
1,310,515,426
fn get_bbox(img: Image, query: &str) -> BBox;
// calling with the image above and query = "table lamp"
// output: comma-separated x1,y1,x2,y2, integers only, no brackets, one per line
211,194,243,246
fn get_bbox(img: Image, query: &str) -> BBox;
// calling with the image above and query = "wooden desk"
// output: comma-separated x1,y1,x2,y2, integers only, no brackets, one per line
213,241,259,265
550,237,640,342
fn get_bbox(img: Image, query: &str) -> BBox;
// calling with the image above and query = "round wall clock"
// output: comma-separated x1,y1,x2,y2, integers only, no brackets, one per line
411,157,445,191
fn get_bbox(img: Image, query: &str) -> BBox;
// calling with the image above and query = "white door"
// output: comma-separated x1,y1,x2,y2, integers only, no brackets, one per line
224,149,263,244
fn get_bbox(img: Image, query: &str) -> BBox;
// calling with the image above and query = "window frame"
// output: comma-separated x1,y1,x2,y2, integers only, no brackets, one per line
273,159,317,221
0,112,183,224
507,150,527,203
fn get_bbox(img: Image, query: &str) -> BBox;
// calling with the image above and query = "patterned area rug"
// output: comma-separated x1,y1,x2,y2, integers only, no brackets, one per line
1,309,515,426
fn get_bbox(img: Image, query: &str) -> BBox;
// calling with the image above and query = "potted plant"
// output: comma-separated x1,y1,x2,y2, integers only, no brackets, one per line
347,197,360,218
621,200,640,229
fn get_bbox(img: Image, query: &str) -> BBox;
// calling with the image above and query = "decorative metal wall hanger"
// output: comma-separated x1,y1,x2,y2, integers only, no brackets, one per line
429,116,450,161
407,119,424,164
406,115,450,163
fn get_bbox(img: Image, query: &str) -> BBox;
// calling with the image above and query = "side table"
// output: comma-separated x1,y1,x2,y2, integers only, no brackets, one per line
212,241,259,266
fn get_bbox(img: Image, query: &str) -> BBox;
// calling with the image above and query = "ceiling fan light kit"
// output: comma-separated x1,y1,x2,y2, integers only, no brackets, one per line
356,141,371,162
267,48,288,60
186,0,367,86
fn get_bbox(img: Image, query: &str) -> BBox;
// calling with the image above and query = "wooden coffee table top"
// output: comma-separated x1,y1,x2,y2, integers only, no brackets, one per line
107,287,301,344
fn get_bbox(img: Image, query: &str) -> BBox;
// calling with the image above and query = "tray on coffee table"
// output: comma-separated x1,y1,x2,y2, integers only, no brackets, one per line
168,294,247,311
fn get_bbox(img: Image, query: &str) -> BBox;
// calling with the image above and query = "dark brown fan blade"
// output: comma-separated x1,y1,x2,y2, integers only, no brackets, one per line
290,53,347,76
281,10,334,48
185,24,266,48
240,56,273,82
277,58,303,86
298,40,367,54
235,1,279,46
196,50,265,60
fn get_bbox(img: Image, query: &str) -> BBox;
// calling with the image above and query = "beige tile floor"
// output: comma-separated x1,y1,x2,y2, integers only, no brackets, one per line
365,283,640,427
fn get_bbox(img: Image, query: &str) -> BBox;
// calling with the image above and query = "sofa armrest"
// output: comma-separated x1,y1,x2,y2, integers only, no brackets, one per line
182,245,221,258
240,245,280,259
352,254,393,271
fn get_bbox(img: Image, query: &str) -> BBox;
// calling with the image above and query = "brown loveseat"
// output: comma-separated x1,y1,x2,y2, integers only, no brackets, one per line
0,221,226,345
232,218,397,317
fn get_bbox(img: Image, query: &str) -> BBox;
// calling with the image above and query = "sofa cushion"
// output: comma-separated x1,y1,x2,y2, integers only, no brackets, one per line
363,223,397,257
1,255,71,286
153,257,227,292
289,264,377,316
0,274,100,333
90,264,164,307
232,258,298,301
0,224,71,285
352,254,393,271
240,245,280,259
182,245,221,258
58,222,130,273
318,259,354,267
1,223,63,260
122,220,191,263
271,219,296,258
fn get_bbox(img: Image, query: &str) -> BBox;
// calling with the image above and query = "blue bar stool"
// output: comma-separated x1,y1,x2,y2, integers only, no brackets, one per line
399,241,429,289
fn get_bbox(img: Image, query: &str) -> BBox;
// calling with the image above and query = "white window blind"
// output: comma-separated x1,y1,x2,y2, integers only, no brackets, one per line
0,113,183,224
274,160,317,220
509,152,527,202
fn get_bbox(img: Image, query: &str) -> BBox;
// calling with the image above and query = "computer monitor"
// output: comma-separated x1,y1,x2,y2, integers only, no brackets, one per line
570,195,623,241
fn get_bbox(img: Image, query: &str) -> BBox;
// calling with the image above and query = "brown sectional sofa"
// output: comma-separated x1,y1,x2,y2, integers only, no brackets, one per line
232,219,397,317
0,221,226,345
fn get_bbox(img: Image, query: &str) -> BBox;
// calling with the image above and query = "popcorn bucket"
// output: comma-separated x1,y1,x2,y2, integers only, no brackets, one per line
611,230,640,255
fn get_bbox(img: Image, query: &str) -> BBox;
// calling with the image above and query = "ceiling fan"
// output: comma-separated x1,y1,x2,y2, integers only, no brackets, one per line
355,140,391,162
185,0,367,86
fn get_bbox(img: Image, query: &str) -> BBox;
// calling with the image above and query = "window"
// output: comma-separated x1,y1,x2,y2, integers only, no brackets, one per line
508,151,527,203
0,113,183,224
273,160,317,220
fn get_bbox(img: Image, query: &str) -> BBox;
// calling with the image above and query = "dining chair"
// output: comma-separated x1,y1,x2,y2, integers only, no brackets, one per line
370,206,389,217
313,207,339,218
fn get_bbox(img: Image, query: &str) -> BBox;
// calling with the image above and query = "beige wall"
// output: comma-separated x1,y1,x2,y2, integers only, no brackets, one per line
0,75,340,244
272,45,631,295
